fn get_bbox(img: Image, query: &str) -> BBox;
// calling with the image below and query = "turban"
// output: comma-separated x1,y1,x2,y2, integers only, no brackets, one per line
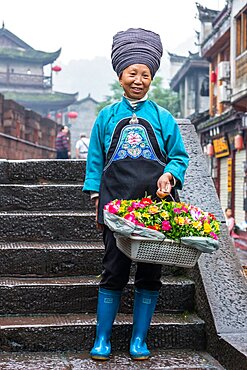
111,28,163,79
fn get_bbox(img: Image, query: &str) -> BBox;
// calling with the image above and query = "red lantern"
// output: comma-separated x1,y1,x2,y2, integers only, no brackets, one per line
47,113,51,119
210,70,217,84
67,111,78,119
56,112,62,119
207,142,214,157
52,65,62,72
234,133,244,151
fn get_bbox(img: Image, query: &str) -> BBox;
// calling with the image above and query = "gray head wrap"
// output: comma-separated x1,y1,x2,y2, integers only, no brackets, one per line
111,28,163,79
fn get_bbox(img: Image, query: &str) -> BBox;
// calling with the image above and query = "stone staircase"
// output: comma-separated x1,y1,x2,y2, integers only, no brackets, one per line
0,159,226,369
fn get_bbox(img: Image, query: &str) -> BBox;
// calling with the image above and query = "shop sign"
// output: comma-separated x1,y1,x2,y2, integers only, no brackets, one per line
227,158,232,193
213,136,230,158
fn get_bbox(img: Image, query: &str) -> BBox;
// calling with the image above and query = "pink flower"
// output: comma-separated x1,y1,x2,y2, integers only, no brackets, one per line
190,209,202,220
181,206,188,213
162,220,172,231
131,202,142,209
108,204,119,214
124,213,136,223
210,232,218,240
127,132,142,145
128,206,134,212
136,222,145,227
173,208,181,214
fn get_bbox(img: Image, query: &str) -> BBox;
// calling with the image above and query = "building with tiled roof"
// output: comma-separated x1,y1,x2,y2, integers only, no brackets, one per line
0,25,77,115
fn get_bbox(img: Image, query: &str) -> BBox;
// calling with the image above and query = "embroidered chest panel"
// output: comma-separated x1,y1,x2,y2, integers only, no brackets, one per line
113,124,158,161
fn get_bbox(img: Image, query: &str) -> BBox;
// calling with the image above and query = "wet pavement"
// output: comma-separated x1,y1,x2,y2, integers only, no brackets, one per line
0,350,226,369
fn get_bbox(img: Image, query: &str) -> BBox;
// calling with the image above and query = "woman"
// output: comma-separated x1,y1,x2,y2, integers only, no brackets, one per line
83,28,189,361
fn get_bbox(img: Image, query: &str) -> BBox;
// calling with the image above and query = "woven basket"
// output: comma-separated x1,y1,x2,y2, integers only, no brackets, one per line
115,234,201,268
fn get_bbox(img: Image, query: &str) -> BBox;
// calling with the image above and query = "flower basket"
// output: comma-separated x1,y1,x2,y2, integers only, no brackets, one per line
104,197,220,267
115,234,201,268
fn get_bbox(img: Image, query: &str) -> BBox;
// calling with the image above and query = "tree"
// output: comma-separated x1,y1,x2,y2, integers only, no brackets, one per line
96,81,122,114
96,76,180,117
148,76,180,117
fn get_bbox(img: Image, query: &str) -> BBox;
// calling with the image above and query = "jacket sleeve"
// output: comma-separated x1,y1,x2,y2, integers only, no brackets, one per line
162,113,189,189
83,112,105,193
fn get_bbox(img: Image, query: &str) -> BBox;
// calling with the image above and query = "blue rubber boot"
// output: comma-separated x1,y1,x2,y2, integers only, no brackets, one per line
130,289,159,360
90,288,121,360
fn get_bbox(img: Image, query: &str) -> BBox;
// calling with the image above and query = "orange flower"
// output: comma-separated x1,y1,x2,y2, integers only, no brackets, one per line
148,205,159,214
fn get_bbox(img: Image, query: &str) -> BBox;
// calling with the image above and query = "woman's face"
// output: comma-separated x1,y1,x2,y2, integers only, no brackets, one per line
119,64,152,100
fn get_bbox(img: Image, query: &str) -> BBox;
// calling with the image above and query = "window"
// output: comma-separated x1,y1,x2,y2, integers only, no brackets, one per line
200,76,209,96
236,7,247,56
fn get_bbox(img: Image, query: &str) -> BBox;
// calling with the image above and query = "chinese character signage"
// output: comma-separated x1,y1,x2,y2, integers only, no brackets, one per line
213,136,230,158
227,158,232,193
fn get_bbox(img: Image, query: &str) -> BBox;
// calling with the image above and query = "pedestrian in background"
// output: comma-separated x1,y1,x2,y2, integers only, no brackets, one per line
225,207,239,238
83,28,189,361
75,133,90,159
55,125,69,159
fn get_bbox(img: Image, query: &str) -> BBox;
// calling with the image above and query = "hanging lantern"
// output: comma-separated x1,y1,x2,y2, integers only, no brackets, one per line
47,113,51,119
52,65,62,72
234,133,244,151
67,111,78,119
210,70,217,84
56,112,62,119
207,142,214,157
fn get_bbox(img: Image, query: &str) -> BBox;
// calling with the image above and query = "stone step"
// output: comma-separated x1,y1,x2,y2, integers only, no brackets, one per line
0,184,91,211
0,159,86,184
0,241,104,276
0,241,186,277
0,211,101,241
0,313,205,352
0,350,226,369
0,276,194,315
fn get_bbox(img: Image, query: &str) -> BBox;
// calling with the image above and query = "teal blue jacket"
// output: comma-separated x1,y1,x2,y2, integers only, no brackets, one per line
83,97,189,193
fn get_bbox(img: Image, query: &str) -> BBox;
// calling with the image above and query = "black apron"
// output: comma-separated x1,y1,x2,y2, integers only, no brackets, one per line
98,115,167,224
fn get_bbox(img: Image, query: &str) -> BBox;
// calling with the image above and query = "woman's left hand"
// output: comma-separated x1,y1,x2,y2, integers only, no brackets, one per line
157,172,173,195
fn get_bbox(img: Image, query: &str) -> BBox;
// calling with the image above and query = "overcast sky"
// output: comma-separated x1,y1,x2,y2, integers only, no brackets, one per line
2,0,226,64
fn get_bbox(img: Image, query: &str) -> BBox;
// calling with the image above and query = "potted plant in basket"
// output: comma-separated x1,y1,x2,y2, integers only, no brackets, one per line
103,196,220,268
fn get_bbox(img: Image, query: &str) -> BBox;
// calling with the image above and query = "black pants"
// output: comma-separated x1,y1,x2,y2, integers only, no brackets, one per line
56,150,68,159
100,226,162,291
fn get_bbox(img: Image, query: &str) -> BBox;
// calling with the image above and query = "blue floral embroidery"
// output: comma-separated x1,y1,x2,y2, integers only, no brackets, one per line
113,124,158,161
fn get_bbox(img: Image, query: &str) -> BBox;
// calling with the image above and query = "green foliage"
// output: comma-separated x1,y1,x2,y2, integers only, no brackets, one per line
96,80,122,114
96,76,180,117
148,76,180,117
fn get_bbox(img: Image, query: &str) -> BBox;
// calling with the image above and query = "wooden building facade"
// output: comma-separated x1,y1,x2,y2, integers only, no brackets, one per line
170,0,247,226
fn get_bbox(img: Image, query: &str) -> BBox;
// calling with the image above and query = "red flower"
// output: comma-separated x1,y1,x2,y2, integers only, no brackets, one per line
208,213,216,220
140,198,153,205
147,225,157,230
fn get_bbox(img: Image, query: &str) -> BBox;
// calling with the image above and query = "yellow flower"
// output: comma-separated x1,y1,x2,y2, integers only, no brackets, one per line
203,222,212,233
133,211,142,219
119,206,126,213
176,216,185,225
154,224,161,230
214,222,220,232
192,221,202,230
161,211,169,219
148,205,159,214
178,216,185,226
142,212,151,219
